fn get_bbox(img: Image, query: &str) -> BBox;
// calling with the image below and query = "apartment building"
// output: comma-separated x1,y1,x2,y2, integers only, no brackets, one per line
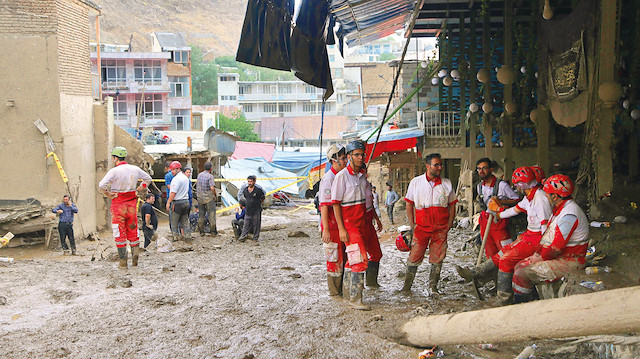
90,32,192,131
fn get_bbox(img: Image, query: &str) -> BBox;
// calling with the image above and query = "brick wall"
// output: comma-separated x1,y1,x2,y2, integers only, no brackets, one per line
0,0,57,34
400,62,439,126
55,0,92,96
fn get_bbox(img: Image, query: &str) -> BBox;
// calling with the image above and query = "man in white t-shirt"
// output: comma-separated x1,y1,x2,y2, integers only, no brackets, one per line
166,161,192,243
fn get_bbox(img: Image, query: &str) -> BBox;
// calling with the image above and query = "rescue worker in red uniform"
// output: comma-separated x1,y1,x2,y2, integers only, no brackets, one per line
319,145,347,297
481,167,552,305
512,175,589,303
458,158,520,283
402,153,457,294
332,141,369,310
364,178,383,288
98,147,152,269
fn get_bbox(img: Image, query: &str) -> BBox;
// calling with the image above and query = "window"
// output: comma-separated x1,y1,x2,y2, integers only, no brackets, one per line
172,51,189,64
304,85,316,94
329,55,335,62
325,103,331,112
219,75,236,82
279,103,292,113
134,60,162,85
113,94,127,119
263,103,277,113
334,68,343,78
135,93,163,120
263,84,274,94
192,114,202,131
368,55,375,61
383,44,391,53
279,84,291,94
303,102,316,113
101,60,126,85
239,85,251,94
171,109,190,130
169,76,190,97
244,104,253,112
374,45,381,54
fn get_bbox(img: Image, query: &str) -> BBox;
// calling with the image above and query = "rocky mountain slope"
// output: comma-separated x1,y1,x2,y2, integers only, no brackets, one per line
93,0,248,55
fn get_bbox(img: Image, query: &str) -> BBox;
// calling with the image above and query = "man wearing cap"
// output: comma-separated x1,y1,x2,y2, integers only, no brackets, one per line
319,145,347,297
401,153,457,294
98,146,152,269
332,140,370,310
512,174,589,303
166,161,192,243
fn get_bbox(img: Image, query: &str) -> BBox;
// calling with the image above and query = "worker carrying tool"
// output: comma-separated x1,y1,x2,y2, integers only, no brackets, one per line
98,147,151,269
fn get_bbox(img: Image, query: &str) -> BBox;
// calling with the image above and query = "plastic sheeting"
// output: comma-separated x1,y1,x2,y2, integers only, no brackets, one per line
236,0,294,71
230,141,276,162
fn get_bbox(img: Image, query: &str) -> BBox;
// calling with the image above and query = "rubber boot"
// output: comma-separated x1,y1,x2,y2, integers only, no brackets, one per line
400,265,418,292
456,259,497,283
342,268,352,300
349,272,370,310
117,247,128,270
131,246,139,267
429,263,442,294
365,261,381,288
327,274,342,297
514,292,532,304
493,271,514,306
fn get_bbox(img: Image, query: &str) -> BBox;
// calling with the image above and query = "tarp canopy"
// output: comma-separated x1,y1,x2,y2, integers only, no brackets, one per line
271,150,326,170
230,141,276,162
219,157,302,207
359,126,424,161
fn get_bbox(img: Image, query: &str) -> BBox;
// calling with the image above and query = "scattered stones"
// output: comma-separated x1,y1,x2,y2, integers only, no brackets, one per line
0,295,7,305
241,354,255,359
48,290,79,303
289,273,302,279
162,266,174,273
145,295,178,308
370,314,383,321
199,274,214,280
107,278,132,289
11,314,21,320
176,246,194,252
287,230,309,238
280,266,295,271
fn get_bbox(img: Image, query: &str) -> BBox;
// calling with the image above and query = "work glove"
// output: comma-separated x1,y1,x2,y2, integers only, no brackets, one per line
487,198,503,213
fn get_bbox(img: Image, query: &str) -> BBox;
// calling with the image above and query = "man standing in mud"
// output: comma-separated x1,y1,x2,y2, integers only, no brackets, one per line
385,183,399,224
319,145,347,297
401,153,457,294
239,175,265,242
52,195,78,255
332,141,370,310
196,161,218,236
98,147,152,269
166,161,192,243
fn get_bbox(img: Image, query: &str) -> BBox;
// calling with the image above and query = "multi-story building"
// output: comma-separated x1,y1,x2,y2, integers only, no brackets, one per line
89,32,192,131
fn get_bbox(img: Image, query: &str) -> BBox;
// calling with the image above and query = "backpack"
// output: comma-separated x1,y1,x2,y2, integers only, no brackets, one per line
477,178,502,211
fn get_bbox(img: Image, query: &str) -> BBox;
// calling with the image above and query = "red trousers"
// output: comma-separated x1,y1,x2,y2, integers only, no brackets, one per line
110,192,139,248
479,211,512,266
498,231,541,273
363,211,382,262
408,227,448,265
325,229,345,275
343,224,368,273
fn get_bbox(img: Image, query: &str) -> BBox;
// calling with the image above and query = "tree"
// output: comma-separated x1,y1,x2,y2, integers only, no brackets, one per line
379,53,397,61
218,111,260,142
191,46,218,105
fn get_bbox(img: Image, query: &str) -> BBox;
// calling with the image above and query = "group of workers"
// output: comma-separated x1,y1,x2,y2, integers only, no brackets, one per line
319,142,590,309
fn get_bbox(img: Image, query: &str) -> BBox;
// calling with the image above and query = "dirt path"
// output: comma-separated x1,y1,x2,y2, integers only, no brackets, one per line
0,206,621,358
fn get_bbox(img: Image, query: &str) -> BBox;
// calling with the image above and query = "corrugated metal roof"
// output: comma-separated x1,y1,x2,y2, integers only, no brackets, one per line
330,0,416,46
154,32,189,50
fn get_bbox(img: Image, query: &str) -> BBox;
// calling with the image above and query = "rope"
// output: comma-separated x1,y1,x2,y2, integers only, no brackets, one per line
318,99,326,181
366,0,425,164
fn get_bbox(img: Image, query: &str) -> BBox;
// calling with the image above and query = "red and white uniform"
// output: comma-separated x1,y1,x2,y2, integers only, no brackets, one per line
98,162,151,248
404,173,456,265
364,181,382,263
319,167,343,275
478,176,519,265
513,199,589,294
498,187,552,272
331,164,368,273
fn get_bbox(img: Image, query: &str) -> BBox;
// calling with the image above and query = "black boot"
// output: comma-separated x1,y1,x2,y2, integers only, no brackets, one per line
456,259,497,283
514,293,532,304
349,272,370,310
429,263,442,294
117,247,128,270
494,271,513,306
342,268,351,300
366,261,381,288
327,274,342,297
400,265,418,292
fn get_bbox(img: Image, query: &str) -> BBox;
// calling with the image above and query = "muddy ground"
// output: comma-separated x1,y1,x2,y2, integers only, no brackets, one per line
0,202,638,358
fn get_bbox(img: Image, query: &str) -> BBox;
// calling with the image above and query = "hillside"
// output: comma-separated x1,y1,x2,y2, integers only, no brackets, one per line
92,0,248,55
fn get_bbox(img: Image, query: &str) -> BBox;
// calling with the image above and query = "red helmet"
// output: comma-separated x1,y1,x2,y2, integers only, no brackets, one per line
512,166,535,185
169,161,182,170
543,174,574,197
395,233,412,252
530,165,546,183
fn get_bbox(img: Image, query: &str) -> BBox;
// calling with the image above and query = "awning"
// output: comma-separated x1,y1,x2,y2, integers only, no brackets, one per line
230,141,276,162
360,126,424,161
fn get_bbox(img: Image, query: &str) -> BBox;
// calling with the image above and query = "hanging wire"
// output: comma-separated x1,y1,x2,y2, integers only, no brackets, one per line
366,0,425,163
318,98,326,179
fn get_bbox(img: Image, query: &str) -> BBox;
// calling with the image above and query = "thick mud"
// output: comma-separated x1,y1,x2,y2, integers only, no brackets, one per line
0,204,635,358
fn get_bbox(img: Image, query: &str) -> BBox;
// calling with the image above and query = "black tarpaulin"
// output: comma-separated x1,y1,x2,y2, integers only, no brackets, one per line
236,0,294,71
290,0,333,100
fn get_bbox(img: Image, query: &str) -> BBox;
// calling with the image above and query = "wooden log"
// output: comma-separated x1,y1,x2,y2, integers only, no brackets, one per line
401,286,640,347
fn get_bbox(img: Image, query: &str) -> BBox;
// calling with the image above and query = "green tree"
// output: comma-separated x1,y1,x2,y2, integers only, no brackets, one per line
191,46,218,105
379,53,397,61
218,111,260,142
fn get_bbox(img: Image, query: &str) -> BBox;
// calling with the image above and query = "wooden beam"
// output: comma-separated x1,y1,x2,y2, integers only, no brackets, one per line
459,12,467,148
482,6,492,159
536,0,549,174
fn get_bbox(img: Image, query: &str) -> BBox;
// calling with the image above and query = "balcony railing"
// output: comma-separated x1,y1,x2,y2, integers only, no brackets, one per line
418,111,461,138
